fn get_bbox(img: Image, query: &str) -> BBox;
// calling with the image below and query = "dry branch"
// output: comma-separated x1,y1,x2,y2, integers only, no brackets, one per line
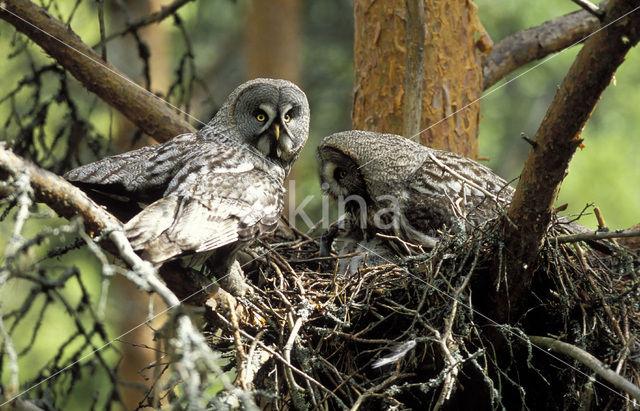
553,228,640,244
529,336,640,402
0,145,117,236
0,146,229,304
482,4,603,89
494,0,640,322
0,0,195,143
0,148,251,408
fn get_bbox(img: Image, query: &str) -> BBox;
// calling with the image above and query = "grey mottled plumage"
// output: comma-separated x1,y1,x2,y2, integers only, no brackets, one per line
317,130,514,257
65,78,309,268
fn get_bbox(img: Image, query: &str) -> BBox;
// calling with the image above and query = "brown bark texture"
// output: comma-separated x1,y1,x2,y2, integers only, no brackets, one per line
244,0,301,83
0,0,195,143
493,0,640,322
482,6,602,89
352,0,483,158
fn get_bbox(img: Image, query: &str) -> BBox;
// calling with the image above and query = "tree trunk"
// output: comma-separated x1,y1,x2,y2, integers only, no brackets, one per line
244,0,301,83
352,0,483,158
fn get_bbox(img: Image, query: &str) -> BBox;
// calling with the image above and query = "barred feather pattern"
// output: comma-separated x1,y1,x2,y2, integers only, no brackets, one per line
65,79,309,266
317,130,516,254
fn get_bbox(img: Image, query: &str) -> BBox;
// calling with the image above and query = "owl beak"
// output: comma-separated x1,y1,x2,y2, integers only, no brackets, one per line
270,122,280,141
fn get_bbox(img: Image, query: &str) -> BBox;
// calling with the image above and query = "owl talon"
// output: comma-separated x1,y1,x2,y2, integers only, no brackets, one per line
216,260,252,297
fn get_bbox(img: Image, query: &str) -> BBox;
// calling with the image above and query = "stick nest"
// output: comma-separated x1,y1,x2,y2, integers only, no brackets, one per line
205,220,640,410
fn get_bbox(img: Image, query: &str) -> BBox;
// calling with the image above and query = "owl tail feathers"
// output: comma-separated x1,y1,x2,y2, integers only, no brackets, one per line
140,235,184,265
124,196,182,265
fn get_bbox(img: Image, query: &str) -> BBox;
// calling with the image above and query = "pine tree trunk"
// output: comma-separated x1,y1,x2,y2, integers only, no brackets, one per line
352,0,483,158
245,0,301,83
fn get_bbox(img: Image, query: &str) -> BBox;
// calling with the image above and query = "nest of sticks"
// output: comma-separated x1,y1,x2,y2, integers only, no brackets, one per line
202,216,640,410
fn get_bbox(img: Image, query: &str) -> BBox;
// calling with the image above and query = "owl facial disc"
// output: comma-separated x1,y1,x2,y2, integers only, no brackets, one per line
230,81,309,171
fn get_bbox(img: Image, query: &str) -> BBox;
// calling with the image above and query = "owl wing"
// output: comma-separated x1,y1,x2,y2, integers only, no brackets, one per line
64,133,195,203
404,150,515,237
124,153,285,265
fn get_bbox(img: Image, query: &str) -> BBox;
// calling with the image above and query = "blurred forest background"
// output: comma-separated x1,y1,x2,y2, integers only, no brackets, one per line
1,0,639,409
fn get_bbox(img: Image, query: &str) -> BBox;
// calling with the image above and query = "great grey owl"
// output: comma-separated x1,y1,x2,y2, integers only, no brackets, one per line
65,79,310,279
317,130,514,260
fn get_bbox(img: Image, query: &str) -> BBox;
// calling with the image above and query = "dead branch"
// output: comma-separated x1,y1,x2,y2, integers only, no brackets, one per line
492,0,640,323
0,149,252,409
529,335,640,402
0,0,195,143
0,145,228,305
214,312,343,405
553,229,640,244
0,145,117,236
482,3,604,89
0,145,170,305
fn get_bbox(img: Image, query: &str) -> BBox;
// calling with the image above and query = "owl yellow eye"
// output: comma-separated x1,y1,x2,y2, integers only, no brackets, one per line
256,112,267,122
283,113,291,123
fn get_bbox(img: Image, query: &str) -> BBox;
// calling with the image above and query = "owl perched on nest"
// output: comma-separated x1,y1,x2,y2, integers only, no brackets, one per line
65,78,309,288
317,130,514,264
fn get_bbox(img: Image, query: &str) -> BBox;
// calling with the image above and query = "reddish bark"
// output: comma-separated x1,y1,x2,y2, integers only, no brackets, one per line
352,0,483,157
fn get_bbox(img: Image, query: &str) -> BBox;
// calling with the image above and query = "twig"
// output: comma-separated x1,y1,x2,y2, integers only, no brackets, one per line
574,245,626,345
0,147,115,236
283,316,304,401
595,207,620,246
228,293,248,390
529,336,640,402
0,147,255,409
288,252,362,264
349,373,411,411
0,306,19,402
433,264,476,410
215,313,344,405
100,0,194,44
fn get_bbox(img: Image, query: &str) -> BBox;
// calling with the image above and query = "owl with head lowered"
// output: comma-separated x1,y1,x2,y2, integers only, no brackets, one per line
65,78,310,284
317,130,513,256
